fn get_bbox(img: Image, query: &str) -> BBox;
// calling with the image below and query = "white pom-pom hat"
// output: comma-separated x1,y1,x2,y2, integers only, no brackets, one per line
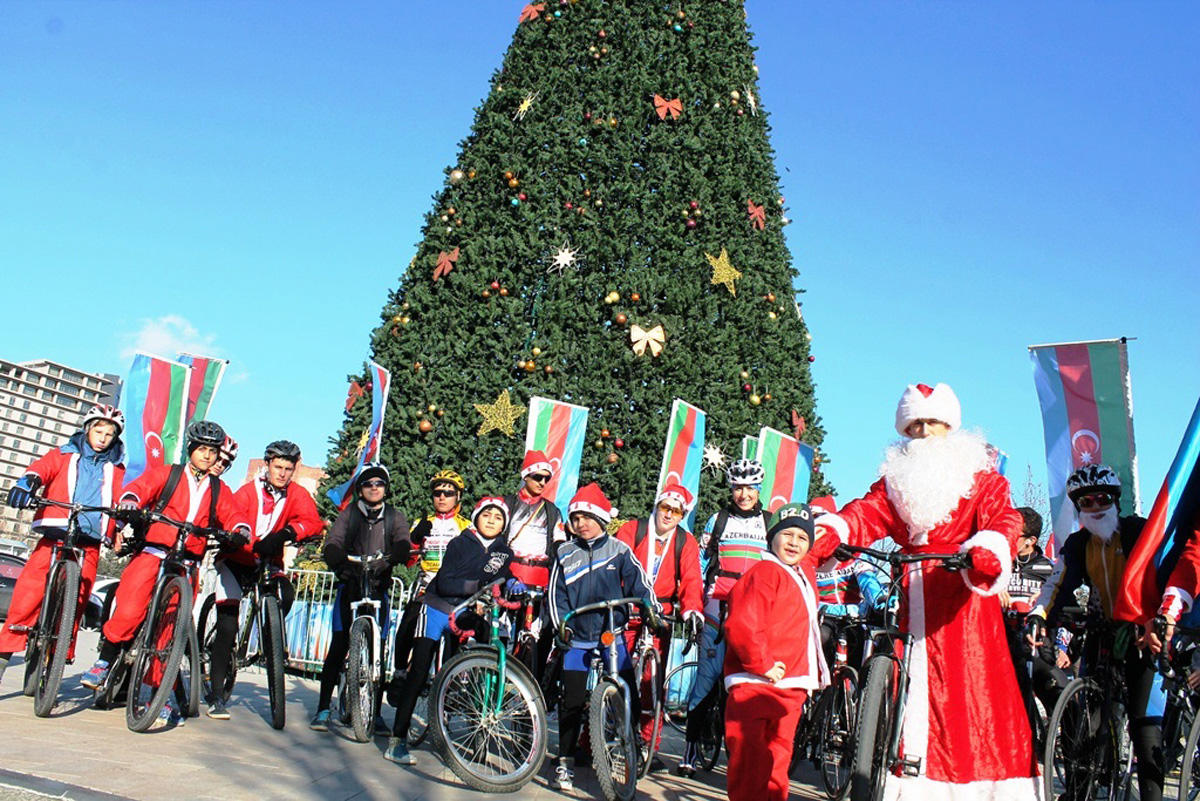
895,382,961,436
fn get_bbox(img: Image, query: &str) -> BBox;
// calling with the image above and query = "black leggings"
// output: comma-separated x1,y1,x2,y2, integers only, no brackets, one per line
1125,648,1164,801
557,667,639,761
390,635,450,739
685,682,720,742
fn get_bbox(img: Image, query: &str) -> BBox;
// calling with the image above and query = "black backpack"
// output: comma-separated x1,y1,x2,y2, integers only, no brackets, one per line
128,464,221,546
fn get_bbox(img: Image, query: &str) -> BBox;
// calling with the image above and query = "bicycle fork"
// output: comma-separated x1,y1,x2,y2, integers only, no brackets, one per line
888,633,921,778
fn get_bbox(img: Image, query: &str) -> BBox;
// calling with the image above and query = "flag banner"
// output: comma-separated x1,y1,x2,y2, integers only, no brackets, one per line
1115,396,1200,625
656,399,707,530
326,360,392,511
121,352,192,482
177,353,228,426
757,426,815,513
741,435,759,461
525,396,590,520
1030,339,1139,552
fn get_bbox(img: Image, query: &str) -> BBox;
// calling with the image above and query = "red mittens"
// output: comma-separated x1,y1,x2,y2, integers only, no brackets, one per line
966,546,1003,587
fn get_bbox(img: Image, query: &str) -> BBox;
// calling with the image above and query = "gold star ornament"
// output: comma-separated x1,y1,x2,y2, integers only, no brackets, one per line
706,248,742,296
473,389,526,437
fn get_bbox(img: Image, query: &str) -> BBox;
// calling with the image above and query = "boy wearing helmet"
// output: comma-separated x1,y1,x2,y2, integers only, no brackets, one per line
310,463,411,732
209,435,238,478
386,496,513,766
81,420,250,698
0,405,126,681
205,440,324,719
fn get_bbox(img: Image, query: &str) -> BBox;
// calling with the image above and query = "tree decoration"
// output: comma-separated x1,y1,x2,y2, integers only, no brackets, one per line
653,94,683,120
548,242,579,274
703,443,729,473
629,324,665,357
747,200,766,230
514,90,539,121
519,3,544,23
344,380,366,412
473,389,526,437
744,84,758,115
433,247,459,281
449,169,465,185
706,248,742,296
791,409,807,440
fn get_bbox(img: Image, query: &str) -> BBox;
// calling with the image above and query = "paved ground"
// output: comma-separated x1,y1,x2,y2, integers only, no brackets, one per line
0,630,825,801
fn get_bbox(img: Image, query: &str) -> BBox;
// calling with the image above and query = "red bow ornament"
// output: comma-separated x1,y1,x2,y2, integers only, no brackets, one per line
653,94,682,120
747,200,766,230
433,247,460,281
519,3,544,23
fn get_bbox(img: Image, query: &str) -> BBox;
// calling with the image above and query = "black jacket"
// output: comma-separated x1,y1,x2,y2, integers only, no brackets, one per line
422,529,513,614
324,501,411,587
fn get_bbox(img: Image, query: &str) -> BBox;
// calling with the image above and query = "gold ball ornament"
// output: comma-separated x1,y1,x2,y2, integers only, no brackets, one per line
440,215,449,222
400,316,410,325
749,394,762,406
437,409,445,417
427,403,438,413
630,292,641,302
524,361,536,373
531,346,542,357
601,428,611,439
508,178,520,189
413,361,424,372
418,419,433,434
482,289,492,298
543,364,554,375
615,312,628,325
766,292,776,303
764,393,772,401
467,169,477,179
594,439,604,449
504,171,514,180
447,207,456,216
731,90,741,100
449,169,465,184
740,370,750,380
500,287,509,297
392,314,403,323
401,301,410,310
768,311,778,319
606,452,619,464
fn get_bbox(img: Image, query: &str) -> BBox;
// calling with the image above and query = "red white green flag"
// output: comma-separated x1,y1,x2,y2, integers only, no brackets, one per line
525,396,590,519
656,400,706,529
121,352,192,481
756,427,815,513
177,353,228,425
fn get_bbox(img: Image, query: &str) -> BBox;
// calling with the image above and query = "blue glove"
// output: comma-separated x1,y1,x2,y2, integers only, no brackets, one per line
6,475,40,509
505,578,528,596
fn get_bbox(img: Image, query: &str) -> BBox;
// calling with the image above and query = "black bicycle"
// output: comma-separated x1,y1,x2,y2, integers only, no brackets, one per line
1151,620,1200,801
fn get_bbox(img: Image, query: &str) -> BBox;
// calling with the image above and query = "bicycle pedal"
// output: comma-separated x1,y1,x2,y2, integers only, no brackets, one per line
900,757,922,777
10,625,31,633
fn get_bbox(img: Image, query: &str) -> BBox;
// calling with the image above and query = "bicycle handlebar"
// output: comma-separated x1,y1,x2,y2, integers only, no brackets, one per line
28,497,120,516
559,596,661,644
835,543,971,571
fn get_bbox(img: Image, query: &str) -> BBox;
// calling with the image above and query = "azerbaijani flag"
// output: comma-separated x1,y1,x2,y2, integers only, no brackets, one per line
326,360,392,510
1030,339,1140,552
741,435,759,461
1114,396,1200,625
757,427,815,513
177,353,228,425
525,396,589,520
121,353,192,482
656,400,706,530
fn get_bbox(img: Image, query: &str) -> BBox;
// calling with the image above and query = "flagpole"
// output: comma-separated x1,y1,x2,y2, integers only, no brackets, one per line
1027,336,1137,350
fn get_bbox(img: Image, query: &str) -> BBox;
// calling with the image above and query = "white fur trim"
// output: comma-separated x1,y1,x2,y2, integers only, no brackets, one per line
959,529,1012,597
1161,587,1194,621
521,460,553,478
883,774,1043,801
894,382,961,436
724,672,822,690
815,512,849,543
567,500,612,525
904,563,931,764
656,489,691,512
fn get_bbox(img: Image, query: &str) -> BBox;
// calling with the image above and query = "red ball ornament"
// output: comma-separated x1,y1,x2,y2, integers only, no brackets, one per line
601,428,611,439
418,419,433,434
565,201,573,209
614,438,624,448
584,112,592,121
689,200,699,210
597,29,606,38
685,219,697,229
518,193,527,201
808,356,816,363
490,280,500,290
742,383,752,392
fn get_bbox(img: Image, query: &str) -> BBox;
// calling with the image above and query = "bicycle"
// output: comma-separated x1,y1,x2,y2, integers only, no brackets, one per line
839,543,971,801
15,496,117,717
333,550,391,742
197,558,290,730
1150,620,1200,801
559,596,659,801
429,578,549,793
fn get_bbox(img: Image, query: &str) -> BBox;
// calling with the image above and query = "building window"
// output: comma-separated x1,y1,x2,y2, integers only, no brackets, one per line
53,422,60,432
22,384,36,397
40,390,52,401
48,366,60,377
22,401,30,411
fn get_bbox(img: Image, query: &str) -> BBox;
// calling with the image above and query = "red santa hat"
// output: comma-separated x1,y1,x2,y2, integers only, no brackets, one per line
520,449,554,479
655,482,694,513
894,382,961,436
471,496,511,532
568,482,616,526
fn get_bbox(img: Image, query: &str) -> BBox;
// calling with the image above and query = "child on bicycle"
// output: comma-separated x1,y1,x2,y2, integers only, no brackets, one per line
310,462,411,732
0,405,126,683
386,496,513,766
723,502,828,801
548,482,659,791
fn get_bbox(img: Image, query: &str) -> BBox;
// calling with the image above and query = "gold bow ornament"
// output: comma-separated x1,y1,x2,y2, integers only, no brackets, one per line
630,324,666,357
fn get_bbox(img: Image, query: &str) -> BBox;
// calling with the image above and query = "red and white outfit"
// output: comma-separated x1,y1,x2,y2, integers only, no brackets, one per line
822,383,1039,800
103,465,244,644
1160,509,1200,621
723,551,828,801
0,449,123,660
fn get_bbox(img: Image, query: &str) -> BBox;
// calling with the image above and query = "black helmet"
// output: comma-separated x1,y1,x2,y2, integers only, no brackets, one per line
186,420,226,454
356,462,390,490
264,439,301,463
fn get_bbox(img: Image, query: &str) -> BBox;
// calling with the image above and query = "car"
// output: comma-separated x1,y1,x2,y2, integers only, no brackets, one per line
83,577,120,631
0,551,27,621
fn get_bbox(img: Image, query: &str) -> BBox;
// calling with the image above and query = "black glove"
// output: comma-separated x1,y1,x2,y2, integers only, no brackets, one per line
223,530,250,552
253,529,290,557
336,563,362,583
114,501,143,523
1025,613,1047,645
369,558,392,579
279,525,298,543
683,613,704,650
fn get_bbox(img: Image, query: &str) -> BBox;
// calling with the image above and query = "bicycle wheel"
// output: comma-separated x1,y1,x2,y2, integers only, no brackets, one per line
850,656,896,801
791,693,820,777
430,648,548,793
634,644,662,780
1044,678,1118,801
346,616,375,743
662,660,697,734
125,576,192,732
591,676,638,801
262,595,287,730
173,619,201,719
1180,703,1200,801
819,667,859,800
697,693,723,772
30,559,78,716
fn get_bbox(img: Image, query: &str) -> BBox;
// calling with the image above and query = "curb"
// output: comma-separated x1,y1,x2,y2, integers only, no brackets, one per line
0,768,133,801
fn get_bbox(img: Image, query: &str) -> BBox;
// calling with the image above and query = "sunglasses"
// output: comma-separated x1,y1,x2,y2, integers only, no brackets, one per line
1077,494,1114,511
360,480,387,489
656,503,684,518
432,489,459,498
527,473,552,483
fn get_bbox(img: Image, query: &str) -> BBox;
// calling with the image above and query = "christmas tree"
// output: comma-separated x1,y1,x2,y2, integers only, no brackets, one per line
323,1,830,522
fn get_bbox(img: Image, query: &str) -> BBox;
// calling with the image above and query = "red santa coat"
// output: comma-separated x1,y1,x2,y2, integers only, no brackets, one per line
1160,509,1200,619
225,477,324,567
615,518,703,618
827,469,1040,800
120,464,243,557
23,449,124,541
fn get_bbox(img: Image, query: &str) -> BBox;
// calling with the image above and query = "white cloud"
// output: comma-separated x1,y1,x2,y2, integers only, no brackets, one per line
119,315,222,362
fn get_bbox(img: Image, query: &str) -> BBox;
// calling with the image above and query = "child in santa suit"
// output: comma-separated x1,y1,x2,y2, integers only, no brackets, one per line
723,501,835,801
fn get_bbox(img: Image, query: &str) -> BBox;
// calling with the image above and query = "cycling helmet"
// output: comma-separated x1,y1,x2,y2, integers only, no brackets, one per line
356,462,390,489
429,469,466,492
1066,464,1121,505
264,439,301,463
81,404,125,435
726,458,765,487
186,420,227,453
218,435,239,465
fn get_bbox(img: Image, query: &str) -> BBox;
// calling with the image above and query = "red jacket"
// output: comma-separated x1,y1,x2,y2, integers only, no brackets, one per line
615,518,703,619
723,552,828,691
24,449,124,542
120,464,243,557
1161,509,1200,619
226,476,325,567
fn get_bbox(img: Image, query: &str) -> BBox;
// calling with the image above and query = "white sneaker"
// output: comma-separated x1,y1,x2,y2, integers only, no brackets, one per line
552,760,574,791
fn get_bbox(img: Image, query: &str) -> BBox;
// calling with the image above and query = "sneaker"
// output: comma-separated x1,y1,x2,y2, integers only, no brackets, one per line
384,737,417,765
552,760,574,791
310,709,331,731
158,701,184,727
206,696,231,720
676,741,698,777
80,660,110,690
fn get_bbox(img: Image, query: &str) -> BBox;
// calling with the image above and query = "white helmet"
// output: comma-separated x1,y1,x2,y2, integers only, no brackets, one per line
726,458,765,487
82,404,125,435
1066,464,1121,506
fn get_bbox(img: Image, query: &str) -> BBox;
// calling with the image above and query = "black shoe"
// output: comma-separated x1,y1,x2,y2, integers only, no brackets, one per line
206,696,230,720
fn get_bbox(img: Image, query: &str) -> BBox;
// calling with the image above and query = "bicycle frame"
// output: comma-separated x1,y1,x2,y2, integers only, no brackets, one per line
448,578,518,717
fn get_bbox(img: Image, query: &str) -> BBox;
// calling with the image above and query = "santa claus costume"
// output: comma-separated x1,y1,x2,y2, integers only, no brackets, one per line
820,383,1040,800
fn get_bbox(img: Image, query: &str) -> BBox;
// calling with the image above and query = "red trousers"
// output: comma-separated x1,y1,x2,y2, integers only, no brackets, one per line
101,551,171,645
624,625,669,748
725,683,808,801
0,537,100,661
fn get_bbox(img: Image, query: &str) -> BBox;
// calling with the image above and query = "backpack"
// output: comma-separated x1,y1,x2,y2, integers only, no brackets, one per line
634,519,687,604
128,464,221,547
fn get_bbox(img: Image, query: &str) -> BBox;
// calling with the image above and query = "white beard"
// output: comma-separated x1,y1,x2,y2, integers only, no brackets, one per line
1080,507,1119,542
880,429,992,538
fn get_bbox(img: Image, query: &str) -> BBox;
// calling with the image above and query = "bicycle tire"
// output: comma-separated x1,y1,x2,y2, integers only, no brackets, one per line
662,660,698,734
32,559,80,716
262,594,287,730
850,656,895,801
125,576,192,732
1180,702,1200,801
790,693,819,777
175,619,201,718
697,693,723,772
1043,678,1118,801
819,667,859,800
591,676,638,801
634,644,663,780
430,648,548,793
346,616,375,743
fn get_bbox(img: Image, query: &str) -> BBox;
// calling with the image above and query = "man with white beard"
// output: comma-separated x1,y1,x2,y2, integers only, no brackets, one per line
1029,464,1160,801
816,382,1039,800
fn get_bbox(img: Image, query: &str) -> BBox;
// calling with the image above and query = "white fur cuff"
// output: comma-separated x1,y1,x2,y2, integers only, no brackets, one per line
1161,587,1194,621
959,529,1012,597
815,512,849,543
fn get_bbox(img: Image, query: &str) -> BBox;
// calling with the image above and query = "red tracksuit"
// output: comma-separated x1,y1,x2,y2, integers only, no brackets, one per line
723,551,828,801
0,448,123,660
226,476,324,569
102,464,242,644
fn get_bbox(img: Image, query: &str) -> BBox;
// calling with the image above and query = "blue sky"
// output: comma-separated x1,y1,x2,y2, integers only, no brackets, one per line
2,2,1196,512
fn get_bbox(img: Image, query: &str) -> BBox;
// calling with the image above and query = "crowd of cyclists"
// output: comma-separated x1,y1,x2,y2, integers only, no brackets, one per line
1,384,1199,801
